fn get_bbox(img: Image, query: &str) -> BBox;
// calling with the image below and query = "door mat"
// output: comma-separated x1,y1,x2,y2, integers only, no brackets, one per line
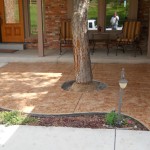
0,49,18,53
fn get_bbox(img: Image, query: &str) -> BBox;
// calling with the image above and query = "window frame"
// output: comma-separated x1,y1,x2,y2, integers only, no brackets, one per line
89,0,138,32
23,0,45,38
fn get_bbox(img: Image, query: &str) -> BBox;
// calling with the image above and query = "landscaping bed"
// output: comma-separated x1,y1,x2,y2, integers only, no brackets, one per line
30,113,149,131
0,110,149,131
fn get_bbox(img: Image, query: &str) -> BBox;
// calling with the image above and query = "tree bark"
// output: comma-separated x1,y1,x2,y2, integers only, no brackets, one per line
72,0,93,84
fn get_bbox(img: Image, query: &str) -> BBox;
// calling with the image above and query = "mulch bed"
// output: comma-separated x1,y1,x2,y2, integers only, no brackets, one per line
29,113,149,131
0,108,148,130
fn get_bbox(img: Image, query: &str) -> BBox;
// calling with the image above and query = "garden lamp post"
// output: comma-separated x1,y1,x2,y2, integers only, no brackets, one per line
117,68,128,125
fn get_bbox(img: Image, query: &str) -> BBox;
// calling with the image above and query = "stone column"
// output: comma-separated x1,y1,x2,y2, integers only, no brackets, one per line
37,0,44,57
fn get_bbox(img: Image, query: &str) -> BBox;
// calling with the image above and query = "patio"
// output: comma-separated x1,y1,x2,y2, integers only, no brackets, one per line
0,48,149,63
0,61,149,130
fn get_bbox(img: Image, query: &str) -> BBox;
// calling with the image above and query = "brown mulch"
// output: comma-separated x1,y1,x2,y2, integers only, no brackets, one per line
0,108,148,130
29,113,149,131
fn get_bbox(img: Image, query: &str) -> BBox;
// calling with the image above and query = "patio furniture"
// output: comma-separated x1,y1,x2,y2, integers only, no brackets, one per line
59,19,73,55
116,20,142,57
90,32,110,55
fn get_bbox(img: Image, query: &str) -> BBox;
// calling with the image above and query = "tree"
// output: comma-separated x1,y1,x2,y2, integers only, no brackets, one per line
71,0,95,92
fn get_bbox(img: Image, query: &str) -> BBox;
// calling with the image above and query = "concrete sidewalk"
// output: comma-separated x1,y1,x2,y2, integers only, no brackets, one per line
0,48,150,64
0,125,149,150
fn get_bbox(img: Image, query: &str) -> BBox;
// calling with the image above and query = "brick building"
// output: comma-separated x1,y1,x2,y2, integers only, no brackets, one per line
0,0,150,57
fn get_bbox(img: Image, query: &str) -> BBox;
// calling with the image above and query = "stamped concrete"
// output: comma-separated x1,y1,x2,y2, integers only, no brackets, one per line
0,63,7,68
0,63,149,130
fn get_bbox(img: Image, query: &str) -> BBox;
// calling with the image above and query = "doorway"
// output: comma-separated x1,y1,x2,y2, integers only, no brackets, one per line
0,0,24,42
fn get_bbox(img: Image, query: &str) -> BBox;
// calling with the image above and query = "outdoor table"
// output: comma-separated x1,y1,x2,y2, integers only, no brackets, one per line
90,32,117,55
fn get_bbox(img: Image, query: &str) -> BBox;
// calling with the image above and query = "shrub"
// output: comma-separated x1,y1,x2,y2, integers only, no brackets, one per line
105,111,118,126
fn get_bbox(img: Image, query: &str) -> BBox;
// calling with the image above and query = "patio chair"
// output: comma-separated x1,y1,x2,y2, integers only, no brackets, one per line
59,19,73,55
116,20,142,57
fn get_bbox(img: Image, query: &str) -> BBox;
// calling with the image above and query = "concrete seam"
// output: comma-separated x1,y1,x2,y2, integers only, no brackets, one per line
114,128,117,150
73,93,83,113
57,54,61,64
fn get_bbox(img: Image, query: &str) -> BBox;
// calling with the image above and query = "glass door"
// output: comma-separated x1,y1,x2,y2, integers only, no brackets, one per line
0,0,24,42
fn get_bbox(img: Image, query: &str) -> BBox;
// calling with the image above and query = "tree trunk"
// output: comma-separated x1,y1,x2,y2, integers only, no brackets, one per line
72,0,93,84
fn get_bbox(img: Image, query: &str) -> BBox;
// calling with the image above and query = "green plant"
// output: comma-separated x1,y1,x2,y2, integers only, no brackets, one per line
105,111,118,126
0,111,37,126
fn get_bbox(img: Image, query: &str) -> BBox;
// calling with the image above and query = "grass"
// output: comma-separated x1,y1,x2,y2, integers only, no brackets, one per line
0,111,37,126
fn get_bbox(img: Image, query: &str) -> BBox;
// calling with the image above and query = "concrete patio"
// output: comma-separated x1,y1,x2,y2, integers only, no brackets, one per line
0,51,149,130
0,48,149,63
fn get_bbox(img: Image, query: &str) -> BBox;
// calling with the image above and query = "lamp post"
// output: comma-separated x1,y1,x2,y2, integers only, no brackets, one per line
117,68,128,125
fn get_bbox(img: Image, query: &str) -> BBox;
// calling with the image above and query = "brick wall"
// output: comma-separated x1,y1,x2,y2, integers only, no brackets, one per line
138,0,150,50
25,0,150,51
44,0,68,49
25,0,68,49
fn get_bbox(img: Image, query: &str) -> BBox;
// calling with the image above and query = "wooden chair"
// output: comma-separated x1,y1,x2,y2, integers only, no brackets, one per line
116,20,142,57
59,19,73,55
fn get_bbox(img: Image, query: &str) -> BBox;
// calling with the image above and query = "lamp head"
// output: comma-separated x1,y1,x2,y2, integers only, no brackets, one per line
119,78,128,89
119,68,128,89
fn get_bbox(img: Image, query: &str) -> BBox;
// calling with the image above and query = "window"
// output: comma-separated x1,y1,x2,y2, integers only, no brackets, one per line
88,0,98,30
4,0,20,23
29,0,38,35
88,0,129,31
89,22,93,28
106,0,129,30
24,0,44,37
